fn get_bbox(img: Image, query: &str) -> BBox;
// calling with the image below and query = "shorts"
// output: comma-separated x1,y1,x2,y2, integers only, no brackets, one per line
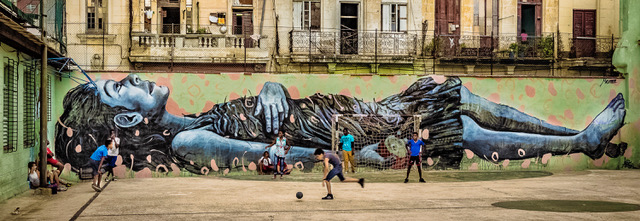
89,159,101,176
324,166,345,182
107,156,117,168
408,156,421,166
47,157,59,165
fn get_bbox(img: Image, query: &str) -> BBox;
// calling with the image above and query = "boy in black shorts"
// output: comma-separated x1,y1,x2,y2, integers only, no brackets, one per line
405,132,426,183
314,148,364,200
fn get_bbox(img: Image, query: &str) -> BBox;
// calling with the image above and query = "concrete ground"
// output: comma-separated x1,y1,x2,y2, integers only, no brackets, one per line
1,170,639,220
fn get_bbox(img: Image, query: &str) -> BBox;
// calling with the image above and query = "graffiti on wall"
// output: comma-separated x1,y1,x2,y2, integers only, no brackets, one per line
54,73,629,176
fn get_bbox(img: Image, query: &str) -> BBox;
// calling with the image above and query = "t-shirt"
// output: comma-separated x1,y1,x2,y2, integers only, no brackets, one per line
273,137,287,157
46,147,53,159
108,137,120,156
325,153,341,168
340,134,355,151
259,156,272,166
407,139,425,156
90,145,109,161
28,171,39,186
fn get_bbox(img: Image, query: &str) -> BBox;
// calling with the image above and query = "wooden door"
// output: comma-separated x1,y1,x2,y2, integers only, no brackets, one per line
242,12,254,48
435,0,460,57
573,10,596,57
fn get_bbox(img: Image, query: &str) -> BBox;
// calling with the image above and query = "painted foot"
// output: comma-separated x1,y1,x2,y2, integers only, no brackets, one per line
605,142,628,158
581,93,626,159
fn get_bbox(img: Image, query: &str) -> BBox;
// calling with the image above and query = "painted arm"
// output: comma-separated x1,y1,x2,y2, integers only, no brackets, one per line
254,82,290,134
172,129,317,173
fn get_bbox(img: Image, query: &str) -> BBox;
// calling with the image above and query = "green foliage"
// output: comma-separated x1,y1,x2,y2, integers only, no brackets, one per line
196,28,208,34
537,35,555,59
508,43,520,53
424,38,441,56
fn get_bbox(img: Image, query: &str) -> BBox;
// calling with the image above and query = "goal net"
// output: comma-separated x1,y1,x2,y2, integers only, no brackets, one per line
331,114,422,172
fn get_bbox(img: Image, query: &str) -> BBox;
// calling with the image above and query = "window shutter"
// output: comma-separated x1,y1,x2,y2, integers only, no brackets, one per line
399,5,407,31
293,2,303,30
310,2,321,30
382,4,390,31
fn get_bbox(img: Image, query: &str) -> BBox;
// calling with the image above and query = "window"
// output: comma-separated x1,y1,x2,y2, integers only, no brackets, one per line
23,62,36,148
293,1,320,30
3,58,18,153
381,4,407,32
87,0,106,33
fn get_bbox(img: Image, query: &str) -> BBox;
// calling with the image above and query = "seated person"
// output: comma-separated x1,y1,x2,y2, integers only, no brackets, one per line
46,140,65,174
28,161,67,191
258,151,273,175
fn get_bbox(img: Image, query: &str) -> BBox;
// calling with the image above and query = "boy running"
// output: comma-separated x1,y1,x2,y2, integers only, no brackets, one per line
314,148,364,200
405,132,426,183
265,130,290,179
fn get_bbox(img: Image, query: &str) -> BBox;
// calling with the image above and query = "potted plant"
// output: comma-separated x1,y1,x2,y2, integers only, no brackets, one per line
508,43,520,59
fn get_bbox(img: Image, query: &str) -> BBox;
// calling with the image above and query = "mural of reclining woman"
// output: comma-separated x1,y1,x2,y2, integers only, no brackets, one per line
55,74,626,174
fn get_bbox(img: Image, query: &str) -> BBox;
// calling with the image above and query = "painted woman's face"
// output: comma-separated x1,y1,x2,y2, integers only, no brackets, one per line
95,74,169,115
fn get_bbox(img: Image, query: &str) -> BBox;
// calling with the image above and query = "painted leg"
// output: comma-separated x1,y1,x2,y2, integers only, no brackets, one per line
460,86,580,135
462,93,625,160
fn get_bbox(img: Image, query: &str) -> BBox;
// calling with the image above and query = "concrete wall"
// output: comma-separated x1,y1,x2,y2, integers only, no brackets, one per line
0,43,57,202
50,69,636,179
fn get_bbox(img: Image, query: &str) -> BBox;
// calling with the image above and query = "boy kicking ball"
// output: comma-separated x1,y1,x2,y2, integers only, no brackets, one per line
314,148,364,200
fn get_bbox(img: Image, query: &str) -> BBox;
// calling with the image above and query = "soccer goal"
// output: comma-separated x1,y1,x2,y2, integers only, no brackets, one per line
331,114,422,172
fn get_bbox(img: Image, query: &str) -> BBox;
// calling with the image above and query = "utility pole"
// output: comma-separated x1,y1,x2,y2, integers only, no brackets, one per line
39,0,49,188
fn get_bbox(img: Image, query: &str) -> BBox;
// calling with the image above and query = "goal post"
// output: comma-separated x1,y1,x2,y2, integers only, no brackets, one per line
331,114,422,172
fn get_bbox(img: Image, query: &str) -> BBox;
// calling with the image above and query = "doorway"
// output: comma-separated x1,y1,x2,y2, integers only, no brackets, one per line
435,0,460,56
518,0,541,37
162,7,180,34
233,9,254,48
340,3,358,54
521,5,535,37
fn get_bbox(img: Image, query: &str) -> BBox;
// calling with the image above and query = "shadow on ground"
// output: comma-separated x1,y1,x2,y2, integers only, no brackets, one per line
223,170,553,183
493,200,640,212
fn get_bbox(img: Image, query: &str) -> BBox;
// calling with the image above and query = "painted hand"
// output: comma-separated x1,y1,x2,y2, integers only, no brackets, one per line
254,82,289,134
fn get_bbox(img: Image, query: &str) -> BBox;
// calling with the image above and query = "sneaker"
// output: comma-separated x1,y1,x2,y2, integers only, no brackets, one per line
419,178,426,183
322,194,334,200
404,179,409,183
91,184,102,192
58,186,68,191
358,178,365,188
112,178,118,181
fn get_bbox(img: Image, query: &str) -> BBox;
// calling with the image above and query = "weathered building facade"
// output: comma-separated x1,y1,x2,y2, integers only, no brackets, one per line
64,0,622,76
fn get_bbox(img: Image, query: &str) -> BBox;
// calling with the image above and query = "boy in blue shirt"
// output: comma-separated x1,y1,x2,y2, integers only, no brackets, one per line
405,132,426,183
339,128,356,173
90,139,113,192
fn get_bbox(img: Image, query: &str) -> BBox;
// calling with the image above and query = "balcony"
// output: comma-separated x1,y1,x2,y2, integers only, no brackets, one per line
290,30,419,64
129,25,270,65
